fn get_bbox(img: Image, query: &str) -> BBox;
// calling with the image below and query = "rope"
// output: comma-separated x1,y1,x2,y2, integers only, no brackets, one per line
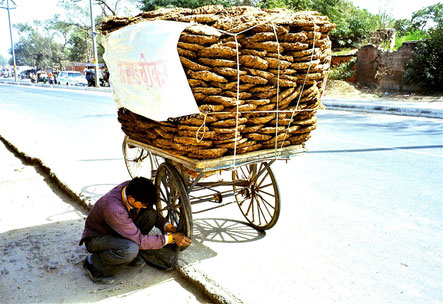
279,18,319,150
195,112,207,142
270,22,281,159
192,14,324,164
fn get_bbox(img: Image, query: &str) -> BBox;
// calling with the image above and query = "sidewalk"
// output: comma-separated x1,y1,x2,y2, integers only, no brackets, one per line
322,98,443,119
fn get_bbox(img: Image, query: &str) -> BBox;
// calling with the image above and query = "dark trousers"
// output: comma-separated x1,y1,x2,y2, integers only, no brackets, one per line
86,208,158,276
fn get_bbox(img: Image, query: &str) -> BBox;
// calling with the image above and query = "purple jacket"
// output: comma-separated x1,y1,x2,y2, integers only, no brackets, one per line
79,181,168,250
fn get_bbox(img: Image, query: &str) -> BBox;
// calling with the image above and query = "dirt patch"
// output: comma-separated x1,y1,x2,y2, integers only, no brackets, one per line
324,80,443,102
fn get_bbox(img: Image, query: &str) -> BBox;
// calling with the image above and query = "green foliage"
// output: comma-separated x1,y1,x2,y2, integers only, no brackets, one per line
393,30,426,50
404,27,443,92
138,0,240,10
137,0,378,47
329,57,356,80
261,0,378,47
411,3,442,30
393,18,415,37
330,6,378,47
12,21,66,69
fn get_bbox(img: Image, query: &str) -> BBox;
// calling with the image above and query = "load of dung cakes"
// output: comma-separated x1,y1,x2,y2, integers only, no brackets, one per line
103,6,335,160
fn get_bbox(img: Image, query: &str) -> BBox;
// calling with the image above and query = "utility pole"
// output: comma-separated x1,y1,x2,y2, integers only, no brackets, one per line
89,0,99,87
0,0,18,82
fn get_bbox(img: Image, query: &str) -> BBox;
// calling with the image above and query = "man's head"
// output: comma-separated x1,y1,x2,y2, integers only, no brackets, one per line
125,177,157,207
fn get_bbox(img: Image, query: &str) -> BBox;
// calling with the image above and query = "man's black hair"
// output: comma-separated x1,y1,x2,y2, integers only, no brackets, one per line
126,177,157,206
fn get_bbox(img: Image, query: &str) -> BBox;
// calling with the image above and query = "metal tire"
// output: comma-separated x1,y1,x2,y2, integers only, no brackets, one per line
155,162,192,249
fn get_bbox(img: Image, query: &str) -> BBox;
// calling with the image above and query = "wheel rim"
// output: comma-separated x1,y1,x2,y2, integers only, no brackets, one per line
122,136,160,180
232,162,280,230
155,163,192,241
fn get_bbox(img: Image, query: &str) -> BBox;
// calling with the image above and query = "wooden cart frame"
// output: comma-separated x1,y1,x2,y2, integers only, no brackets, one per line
122,136,306,241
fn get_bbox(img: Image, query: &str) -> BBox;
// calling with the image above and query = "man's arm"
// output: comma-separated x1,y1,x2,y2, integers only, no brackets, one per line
104,207,166,250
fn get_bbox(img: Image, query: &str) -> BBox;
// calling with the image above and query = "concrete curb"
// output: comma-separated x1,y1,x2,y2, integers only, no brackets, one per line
0,134,91,213
176,261,244,304
0,80,112,93
323,99,443,119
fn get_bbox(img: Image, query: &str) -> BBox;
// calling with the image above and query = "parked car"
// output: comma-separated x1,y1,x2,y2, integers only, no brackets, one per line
58,71,88,86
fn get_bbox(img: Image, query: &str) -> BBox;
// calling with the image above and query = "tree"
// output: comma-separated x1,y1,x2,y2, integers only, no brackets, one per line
138,0,232,11
64,0,140,16
136,0,378,47
12,21,66,69
0,54,7,66
411,3,442,30
404,26,443,91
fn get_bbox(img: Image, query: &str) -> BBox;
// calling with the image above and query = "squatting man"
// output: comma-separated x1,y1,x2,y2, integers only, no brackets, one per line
79,177,191,284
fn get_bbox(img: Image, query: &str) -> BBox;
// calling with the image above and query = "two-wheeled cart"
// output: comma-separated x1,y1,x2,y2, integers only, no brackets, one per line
122,136,306,241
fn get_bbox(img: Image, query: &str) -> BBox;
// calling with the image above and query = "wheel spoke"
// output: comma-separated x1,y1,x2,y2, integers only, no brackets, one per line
256,171,270,188
257,193,276,213
170,211,180,226
256,187,275,197
239,166,248,179
256,192,273,218
244,197,254,219
251,165,268,184
253,195,262,225
159,186,167,204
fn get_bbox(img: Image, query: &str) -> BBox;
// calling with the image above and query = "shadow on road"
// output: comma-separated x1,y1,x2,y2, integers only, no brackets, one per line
193,218,265,244
308,144,443,154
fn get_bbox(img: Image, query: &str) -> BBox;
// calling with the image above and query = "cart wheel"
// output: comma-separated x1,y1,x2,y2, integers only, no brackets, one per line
232,162,280,230
122,136,161,180
155,163,192,249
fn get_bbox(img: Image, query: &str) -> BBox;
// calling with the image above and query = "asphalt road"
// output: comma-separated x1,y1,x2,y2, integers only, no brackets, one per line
0,83,442,303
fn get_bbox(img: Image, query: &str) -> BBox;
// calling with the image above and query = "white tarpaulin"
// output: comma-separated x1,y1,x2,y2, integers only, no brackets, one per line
103,20,199,121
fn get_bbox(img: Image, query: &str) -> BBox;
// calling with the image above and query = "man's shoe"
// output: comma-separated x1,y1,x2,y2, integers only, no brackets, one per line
83,259,115,284
128,254,146,268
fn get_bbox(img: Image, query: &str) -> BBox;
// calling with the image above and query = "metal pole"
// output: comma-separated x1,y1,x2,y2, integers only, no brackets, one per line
1,0,17,82
89,0,99,87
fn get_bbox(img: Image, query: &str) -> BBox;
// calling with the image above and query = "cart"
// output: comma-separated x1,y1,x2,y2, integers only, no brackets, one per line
122,135,307,243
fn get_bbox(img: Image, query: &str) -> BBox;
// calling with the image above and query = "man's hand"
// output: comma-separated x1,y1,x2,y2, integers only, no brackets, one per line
165,224,178,233
172,233,191,247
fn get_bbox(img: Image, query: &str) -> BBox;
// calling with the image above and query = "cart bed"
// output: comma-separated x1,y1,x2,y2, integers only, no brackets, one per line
125,137,307,173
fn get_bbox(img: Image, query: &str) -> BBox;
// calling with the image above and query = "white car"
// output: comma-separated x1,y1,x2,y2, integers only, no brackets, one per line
58,71,88,86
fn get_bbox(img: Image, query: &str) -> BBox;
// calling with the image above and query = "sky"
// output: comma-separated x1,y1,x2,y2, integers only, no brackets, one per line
0,0,441,62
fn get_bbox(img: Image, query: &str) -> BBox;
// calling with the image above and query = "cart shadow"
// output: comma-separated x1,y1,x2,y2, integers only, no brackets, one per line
308,144,443,154
179,218,265,265
81,183,118,203
192,218,265,244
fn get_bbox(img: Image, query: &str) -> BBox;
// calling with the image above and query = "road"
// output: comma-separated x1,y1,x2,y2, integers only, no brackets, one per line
0,83,442,303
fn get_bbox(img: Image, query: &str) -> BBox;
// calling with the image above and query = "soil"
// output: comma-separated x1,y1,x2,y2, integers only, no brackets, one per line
324,80,443,102
0,138,211,303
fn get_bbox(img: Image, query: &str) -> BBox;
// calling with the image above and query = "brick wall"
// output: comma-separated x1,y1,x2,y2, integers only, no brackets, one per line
356,41,419,91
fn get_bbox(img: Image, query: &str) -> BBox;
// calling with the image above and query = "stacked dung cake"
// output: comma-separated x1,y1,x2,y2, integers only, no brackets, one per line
101,5,335,159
